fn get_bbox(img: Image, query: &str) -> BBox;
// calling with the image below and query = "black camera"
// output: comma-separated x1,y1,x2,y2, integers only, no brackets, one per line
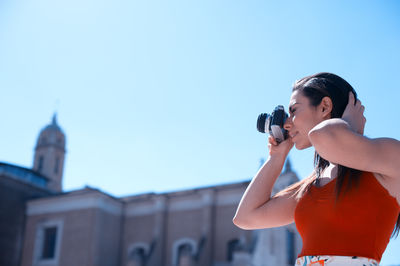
257,105,289,143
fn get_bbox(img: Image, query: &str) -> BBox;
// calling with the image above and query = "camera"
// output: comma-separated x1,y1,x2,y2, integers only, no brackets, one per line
257,105,289,143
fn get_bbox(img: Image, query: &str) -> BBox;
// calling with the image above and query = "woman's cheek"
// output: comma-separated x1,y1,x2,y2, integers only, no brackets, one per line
291,116,297,126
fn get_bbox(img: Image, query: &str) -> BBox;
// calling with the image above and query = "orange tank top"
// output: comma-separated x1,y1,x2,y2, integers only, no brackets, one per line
294,171,400,262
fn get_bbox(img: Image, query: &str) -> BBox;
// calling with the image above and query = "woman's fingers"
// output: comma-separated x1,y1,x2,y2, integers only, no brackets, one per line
349,91,355,104
268,136,278,146
348,92,365,112
342,91,367,135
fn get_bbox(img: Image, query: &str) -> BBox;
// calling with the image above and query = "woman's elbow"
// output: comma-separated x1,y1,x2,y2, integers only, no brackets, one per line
308,126,325,144
232,214,253,230
232,214,243,228
308,124,336,152
308,120,347,146
308,125,341,161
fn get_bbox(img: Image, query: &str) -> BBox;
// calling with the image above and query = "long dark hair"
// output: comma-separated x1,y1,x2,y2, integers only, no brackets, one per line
276,72,399,238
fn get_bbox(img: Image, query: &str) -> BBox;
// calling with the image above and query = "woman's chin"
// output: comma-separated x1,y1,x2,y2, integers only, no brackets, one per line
294,141,312,150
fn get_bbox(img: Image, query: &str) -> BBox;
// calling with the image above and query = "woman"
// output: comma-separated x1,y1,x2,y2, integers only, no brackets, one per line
233,72,400,266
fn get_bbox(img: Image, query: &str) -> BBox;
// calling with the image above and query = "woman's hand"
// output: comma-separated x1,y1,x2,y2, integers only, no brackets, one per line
268,135,294,157
341,92,366,135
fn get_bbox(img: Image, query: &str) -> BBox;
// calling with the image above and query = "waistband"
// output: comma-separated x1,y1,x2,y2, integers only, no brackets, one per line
295,255,379,266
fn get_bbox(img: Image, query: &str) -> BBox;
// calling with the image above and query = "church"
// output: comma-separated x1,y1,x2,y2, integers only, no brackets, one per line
0,115,302,266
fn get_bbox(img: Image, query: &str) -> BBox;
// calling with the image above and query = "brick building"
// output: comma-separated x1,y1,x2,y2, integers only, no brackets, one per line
0,115,302,266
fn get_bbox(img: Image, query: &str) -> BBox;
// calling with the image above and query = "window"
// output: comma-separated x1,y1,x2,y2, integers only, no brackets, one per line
38,156,44,172
54,157,60,174
127,243,151,266
128,247,145,266
172,239,196,266
41,227,57,259
227,239,240,261
33,220,63,266
177,244,192,266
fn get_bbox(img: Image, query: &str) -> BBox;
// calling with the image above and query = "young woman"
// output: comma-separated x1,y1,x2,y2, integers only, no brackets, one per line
233,72,400,266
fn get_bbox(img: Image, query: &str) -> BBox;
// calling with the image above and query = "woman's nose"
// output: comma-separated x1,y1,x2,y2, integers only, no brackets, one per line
283,117,292,130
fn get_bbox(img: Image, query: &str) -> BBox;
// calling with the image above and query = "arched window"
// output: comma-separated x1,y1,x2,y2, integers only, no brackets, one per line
127,247,146,266
172,238,197,266
177,243,193,266
227,239,241,261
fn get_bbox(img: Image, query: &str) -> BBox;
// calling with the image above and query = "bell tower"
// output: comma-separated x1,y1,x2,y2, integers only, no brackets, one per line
33,114,66,192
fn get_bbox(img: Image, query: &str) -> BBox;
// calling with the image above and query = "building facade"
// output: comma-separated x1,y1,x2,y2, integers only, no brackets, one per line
1,116,302,266
0,163,53,266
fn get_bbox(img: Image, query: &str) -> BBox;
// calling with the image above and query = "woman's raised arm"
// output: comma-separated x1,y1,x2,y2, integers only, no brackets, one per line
233,136,298,230
308,92,400,180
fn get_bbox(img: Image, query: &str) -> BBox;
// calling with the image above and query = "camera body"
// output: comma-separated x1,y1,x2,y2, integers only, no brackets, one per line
257,105,288,143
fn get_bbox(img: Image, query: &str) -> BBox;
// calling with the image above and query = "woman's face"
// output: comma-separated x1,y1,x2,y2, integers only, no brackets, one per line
284,90,326,150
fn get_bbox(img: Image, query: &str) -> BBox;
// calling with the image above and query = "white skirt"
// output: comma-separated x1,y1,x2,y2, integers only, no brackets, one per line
295,255,379,266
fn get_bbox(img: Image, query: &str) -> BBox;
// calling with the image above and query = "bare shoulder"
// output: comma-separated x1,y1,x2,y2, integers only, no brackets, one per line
373,172,400,206
309,123,400,178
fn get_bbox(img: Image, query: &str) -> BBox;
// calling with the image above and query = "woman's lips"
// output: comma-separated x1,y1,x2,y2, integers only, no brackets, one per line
290,132,298,139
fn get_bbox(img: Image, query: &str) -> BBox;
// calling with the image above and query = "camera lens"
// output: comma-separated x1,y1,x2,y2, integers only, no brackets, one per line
257,113,269,133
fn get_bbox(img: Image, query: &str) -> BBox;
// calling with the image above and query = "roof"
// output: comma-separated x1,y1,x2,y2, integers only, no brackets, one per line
0,162,50,189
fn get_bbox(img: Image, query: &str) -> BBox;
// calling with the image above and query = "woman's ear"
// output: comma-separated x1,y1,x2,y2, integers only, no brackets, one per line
320,96,333,119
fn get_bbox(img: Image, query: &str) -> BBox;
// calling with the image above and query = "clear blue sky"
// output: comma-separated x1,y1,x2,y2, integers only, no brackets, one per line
1,0,399,264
